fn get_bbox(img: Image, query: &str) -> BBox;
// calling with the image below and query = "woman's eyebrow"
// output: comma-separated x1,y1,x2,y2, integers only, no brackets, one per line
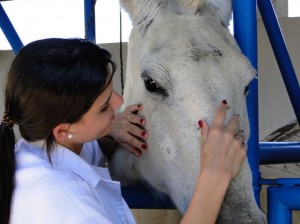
98,91,113,110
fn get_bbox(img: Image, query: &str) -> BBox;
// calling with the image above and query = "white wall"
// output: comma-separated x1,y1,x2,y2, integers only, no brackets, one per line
0,17,299,140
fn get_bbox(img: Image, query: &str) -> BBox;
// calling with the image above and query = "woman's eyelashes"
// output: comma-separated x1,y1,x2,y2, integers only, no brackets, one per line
99,103,110,113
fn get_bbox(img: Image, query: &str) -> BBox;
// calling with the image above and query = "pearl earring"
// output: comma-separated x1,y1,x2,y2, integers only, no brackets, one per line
67,133,74,139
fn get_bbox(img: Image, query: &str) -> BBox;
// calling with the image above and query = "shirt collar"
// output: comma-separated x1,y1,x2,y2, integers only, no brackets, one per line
22,139,102,187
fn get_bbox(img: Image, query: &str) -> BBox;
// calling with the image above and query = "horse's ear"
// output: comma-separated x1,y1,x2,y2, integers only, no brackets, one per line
203,0,232,27
120,0,166,34
119,0,137,21
120,0,159,22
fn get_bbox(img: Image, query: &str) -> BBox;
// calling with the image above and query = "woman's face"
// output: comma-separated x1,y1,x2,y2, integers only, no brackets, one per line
69,81,124,145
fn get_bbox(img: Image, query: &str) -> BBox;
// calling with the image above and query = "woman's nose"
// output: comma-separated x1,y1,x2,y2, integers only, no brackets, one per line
111,91,124,109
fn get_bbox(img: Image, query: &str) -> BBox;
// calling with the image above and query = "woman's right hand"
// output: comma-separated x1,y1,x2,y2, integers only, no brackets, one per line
110,104,148,157
181,101,247,224
199,100,247,180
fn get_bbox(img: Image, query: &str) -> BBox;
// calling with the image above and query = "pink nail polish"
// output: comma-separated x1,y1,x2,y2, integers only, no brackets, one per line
198,120,203,128
141,144,147,150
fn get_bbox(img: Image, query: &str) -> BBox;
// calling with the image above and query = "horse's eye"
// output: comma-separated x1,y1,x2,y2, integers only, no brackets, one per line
244,85,250,96
143,77,168,97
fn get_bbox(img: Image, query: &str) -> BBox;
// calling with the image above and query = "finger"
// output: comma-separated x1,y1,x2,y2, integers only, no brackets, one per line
120,143,142,157
234,133,247,154
126,122,148,140
126,104,143,114
235,130,245,141
198,120,209,144
238,142,247,162
226,114,240,134
211,100,228,129
120,129,148,152
127,113,146,126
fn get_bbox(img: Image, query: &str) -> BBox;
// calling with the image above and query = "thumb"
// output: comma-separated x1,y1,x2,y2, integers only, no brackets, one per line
198,120,209,144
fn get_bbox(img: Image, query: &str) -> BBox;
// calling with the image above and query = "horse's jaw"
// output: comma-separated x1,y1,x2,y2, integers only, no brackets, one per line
134,108,201,212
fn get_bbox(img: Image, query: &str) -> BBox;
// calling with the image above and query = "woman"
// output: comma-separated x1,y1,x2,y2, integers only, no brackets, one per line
0,38,246,224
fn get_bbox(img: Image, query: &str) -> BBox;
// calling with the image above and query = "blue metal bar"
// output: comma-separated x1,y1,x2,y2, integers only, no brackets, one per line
232,0,261,205
121,185,175,209
0,3,23,53
268,186,300,224
84,0,96,43
257,0,300,123
260,178,300,186
260,142,300,164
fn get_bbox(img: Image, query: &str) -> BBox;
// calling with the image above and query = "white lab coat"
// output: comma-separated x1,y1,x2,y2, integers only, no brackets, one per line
11,139,136,224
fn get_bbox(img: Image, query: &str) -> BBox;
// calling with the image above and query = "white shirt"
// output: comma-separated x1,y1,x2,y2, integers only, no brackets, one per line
11,139,136,224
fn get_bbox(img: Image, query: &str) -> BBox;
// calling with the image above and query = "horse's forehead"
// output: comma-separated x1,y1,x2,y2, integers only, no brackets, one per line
134,16,236,65
135,18,234,70
144,15,226,46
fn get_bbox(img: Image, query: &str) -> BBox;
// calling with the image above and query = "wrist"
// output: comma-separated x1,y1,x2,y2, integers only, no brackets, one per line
199,167,231,187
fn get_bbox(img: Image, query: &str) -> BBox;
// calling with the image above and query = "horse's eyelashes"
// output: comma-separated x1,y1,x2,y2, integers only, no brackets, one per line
143,77,169,97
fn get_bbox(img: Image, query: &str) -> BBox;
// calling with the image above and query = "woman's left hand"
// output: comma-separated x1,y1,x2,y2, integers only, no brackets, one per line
110,104,148,157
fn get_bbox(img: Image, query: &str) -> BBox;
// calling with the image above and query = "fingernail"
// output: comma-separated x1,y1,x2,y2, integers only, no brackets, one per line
140,119,144,124
137,104,142,108
198,120,203,128
141,131,147,137
222,100,227,105
141,144,147,150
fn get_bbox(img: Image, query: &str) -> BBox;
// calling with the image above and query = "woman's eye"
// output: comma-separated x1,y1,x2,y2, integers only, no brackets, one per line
244,85,250,96
100,103,110,112
143,77,168,97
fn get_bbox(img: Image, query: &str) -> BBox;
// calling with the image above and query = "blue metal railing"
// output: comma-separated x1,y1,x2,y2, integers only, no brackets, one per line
232,0,261,205
0,3,23,53
84,0,96,43
268,186,300,224
243,0,300,223
260,142,300,164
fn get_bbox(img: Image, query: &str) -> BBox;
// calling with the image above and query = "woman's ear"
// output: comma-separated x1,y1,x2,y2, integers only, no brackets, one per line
52,123,70,142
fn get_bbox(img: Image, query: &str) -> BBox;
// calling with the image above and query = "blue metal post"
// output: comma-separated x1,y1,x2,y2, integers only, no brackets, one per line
232,0,261,205
268,186,300,224
0,3,23,53
84,0,96,43
258,0,300,123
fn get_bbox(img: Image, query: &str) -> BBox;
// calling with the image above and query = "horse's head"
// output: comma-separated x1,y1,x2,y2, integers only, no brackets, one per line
112,0,265,222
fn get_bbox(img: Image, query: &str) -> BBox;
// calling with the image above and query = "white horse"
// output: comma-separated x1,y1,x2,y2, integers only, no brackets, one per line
109,0,266,223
